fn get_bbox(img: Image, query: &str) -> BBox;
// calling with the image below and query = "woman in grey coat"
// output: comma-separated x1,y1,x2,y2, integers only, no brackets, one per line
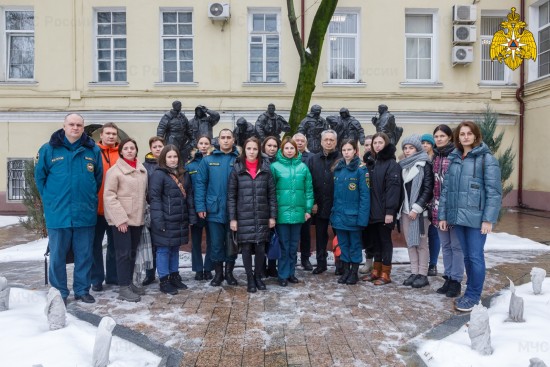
438,121,502,312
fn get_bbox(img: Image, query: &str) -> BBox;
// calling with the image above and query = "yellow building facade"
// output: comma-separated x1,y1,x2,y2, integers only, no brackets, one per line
0,0,548,213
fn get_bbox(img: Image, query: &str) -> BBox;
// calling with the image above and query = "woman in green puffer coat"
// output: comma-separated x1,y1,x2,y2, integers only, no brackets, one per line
270,137,314,287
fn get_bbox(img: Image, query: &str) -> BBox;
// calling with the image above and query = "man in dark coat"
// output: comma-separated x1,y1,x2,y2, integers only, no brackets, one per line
255,103,290,142
190,105,220,143
233,117,258,148
307,129,341,274
157,100,193,162
327,108,366,148
298,105,330,154
372,104,400,145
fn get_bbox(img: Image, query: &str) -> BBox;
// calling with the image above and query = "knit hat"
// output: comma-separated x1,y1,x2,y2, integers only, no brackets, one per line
421,133,435,147
401,134,423,152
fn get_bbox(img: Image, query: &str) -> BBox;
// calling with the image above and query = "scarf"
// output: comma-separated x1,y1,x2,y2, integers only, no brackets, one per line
123,158,137,169
245,159,259,179
399,150,429,247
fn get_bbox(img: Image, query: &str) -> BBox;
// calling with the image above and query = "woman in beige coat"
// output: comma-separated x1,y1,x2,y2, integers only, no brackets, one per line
104,138,148,302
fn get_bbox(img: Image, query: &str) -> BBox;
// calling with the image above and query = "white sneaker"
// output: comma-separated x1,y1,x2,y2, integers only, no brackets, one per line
359,259,373,274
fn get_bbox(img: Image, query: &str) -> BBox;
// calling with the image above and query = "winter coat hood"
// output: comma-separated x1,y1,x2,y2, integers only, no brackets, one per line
49,129,96,149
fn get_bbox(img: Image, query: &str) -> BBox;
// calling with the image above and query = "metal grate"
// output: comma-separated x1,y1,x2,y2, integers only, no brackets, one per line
7,159,30,200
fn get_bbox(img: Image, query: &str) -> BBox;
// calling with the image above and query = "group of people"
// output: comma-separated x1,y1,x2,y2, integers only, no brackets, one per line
36,108,501,313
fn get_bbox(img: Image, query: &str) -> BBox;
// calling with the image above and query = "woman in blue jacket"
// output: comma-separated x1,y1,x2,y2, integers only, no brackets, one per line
330,140,370,285
185,136,213,281
439,121,502,312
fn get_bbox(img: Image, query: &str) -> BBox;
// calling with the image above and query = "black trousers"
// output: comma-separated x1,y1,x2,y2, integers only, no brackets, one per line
370,222,393,266
315,217,332,265
241,243,266,275
362,224,376,259
111,225,143,287
299,218,312,260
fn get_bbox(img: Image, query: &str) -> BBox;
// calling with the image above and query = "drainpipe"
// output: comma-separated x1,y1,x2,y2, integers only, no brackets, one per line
515,0,525,207
301,0,305,47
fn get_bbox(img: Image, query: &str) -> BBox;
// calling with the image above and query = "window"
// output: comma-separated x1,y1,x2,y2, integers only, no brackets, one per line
480,15,510,83
161,10,193,83
4,10,34,80
405,13,435,82
539,1,550,77
95,10,126,82
7,159,30,201
249,12,280,82
328,13,359,82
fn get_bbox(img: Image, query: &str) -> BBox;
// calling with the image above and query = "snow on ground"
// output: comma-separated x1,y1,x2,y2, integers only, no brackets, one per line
417,278,550,367
0,215,25,228
1,232,547,266
0,287,161,367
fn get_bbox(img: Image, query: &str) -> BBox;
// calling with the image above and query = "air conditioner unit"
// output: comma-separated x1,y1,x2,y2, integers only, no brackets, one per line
452,46,474,64
453,5,477,23
208,3,230,20
453,25,477,43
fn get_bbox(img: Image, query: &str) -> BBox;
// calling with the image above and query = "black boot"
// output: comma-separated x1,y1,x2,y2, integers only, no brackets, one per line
337,262,350,284
446,279,462,298
346,263,360,285
142,269,156,286
225,262,238,286
312,260,327,274
246,273,257,293
169,272,187,289
267,260,278,278
254,271,266,290
160,276,178,295
210,262,224,287
436,278,451,294
334,257,344,276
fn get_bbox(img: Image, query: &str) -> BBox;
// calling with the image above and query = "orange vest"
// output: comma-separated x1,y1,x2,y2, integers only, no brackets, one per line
97,142,119,215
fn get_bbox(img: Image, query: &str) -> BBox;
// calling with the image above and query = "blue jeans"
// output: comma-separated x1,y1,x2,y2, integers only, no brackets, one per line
91,215,118,285
438,227,464,282
191,223,212,272
48,226,95,299
156,246,180,278
335,229,363,264
428,224,441,267
277,224,301,279
454,225,487,303
208,222,237,263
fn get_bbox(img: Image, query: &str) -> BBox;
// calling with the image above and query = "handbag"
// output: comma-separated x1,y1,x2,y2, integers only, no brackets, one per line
226,230,238,257
267,230,281,260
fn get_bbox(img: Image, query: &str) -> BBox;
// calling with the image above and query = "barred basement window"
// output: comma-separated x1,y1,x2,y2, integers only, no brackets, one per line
7,158,30,201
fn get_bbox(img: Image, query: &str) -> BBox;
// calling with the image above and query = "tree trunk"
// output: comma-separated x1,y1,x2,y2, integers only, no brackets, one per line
286,0,339,133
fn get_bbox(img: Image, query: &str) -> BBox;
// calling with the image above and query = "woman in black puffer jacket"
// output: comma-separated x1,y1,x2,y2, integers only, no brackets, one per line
361,132,402,286
149,145,195,295
228,137,277,293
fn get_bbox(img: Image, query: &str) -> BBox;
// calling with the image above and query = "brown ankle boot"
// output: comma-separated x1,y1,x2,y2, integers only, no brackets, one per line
361,261,382,281
373,265,392,285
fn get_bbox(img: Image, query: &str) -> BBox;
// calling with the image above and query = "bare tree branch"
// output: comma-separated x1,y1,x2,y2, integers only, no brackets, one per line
287,0,306,64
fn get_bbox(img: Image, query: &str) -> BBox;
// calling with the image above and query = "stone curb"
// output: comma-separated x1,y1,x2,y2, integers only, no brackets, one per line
69,307,184,367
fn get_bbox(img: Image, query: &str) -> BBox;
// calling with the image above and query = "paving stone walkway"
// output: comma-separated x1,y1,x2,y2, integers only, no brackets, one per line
1,207,550,366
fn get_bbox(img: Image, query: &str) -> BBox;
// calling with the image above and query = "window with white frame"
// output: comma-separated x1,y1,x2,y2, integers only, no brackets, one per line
538,1,550,77
405,13,434,81
161,10,193,83
7,158,31,201
95,10,126,82
249,12,280,82
328,13,359,82
4,10,34,80
480,16,507,83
